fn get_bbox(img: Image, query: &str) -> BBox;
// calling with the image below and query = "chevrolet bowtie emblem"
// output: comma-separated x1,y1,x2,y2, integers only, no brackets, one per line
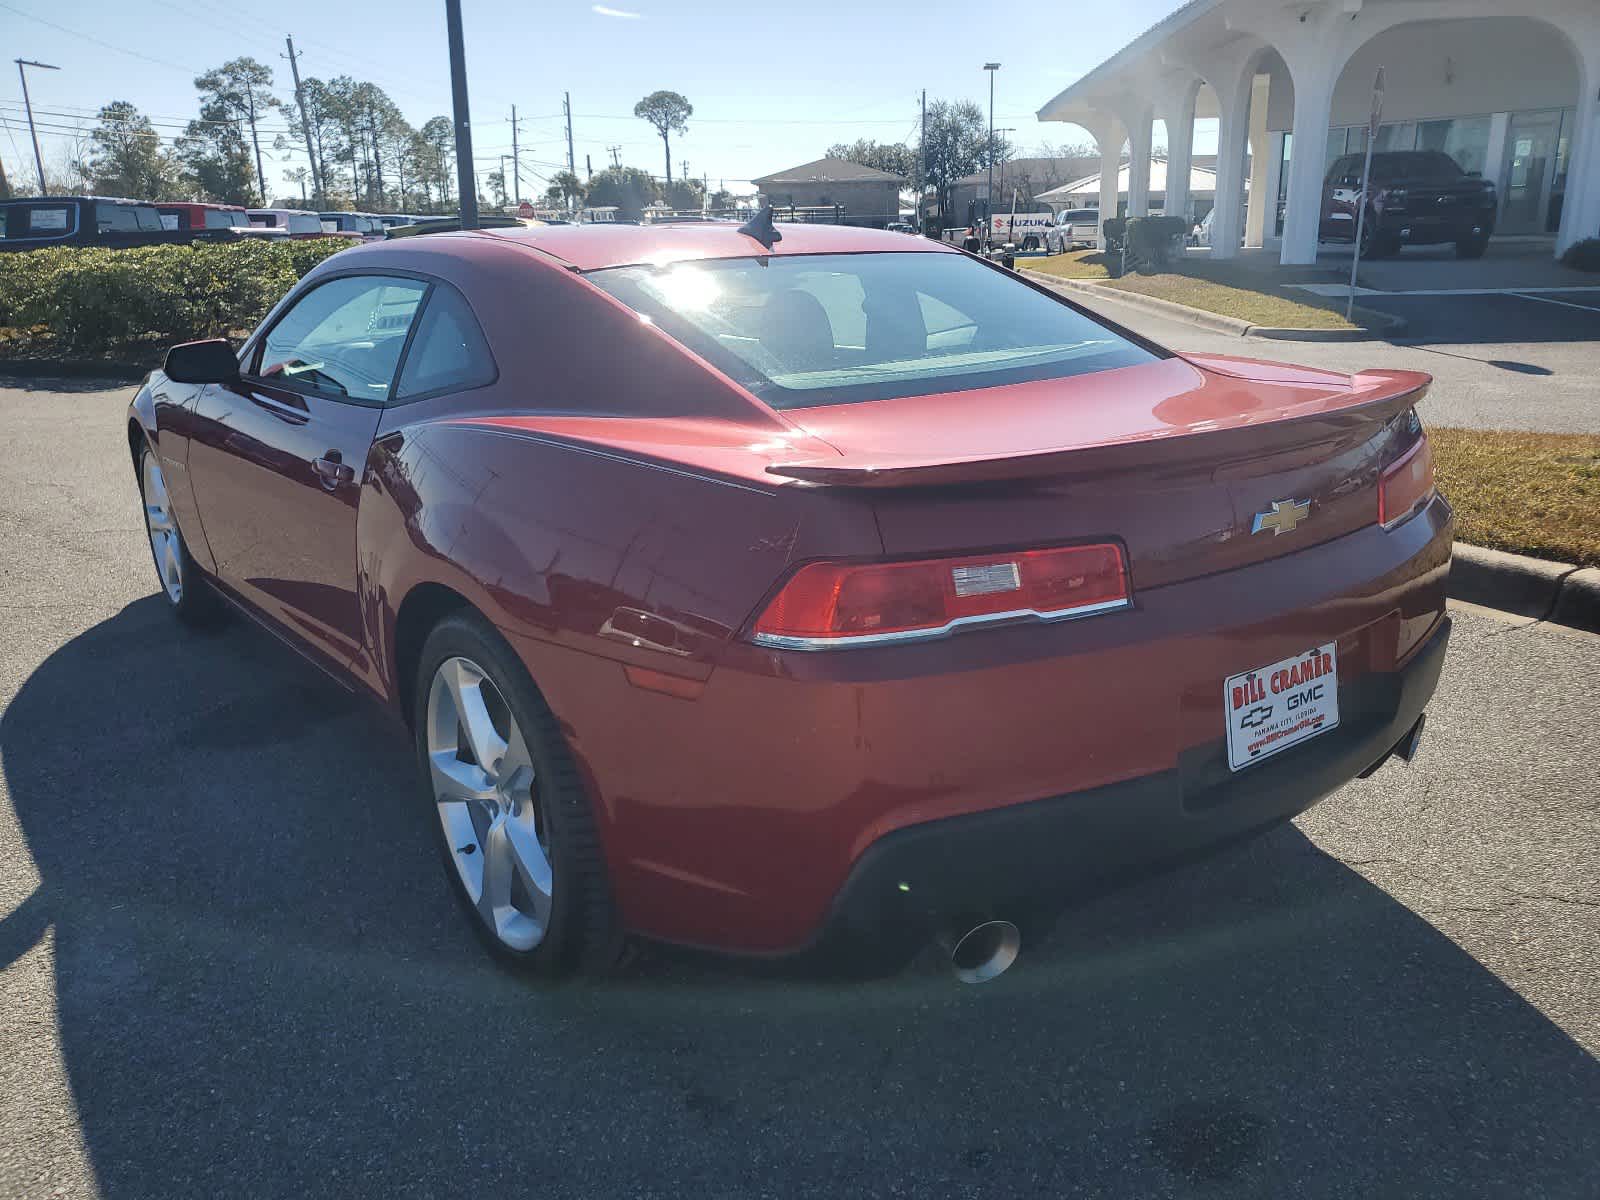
1252,498,1310,536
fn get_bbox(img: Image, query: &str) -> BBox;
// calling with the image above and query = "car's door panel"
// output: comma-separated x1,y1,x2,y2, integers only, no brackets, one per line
184,273,426,679
147,376,219,573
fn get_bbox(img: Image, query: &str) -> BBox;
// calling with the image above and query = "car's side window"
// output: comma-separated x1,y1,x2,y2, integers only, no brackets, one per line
250,275,428,403
394,285,497,400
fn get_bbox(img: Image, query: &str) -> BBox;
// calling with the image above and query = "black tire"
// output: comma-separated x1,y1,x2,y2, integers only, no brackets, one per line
1455,233,1489,259
136,440,221,627
1021,235,1039,252
413,610,624,975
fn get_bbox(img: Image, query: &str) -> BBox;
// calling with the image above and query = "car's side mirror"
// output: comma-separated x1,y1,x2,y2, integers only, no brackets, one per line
164,338,239,384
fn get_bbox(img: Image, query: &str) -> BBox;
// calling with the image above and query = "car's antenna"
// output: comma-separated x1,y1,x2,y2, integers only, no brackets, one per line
737,203,783,250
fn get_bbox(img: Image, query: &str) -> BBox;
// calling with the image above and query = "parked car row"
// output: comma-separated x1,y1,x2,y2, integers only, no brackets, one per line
0,195,441,252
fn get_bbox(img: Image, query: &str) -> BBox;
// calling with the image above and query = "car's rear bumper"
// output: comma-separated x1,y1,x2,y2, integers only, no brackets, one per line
812,613,1448,960
546,496,1453,956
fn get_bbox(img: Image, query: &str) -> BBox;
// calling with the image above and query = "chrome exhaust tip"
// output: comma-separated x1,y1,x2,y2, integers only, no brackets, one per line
942,919,1021,984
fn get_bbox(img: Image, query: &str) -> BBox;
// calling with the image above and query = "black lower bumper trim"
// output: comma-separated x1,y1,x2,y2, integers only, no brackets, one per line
817,618,1451,957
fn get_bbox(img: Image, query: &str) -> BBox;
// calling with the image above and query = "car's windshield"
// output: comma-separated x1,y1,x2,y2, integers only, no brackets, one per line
287,214,322,235
588,251,1160,409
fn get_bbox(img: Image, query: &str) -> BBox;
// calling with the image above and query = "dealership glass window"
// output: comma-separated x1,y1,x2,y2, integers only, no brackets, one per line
1551,108,1572,231
1416,117,1492,176
1276,132,1292,237
1327,117,1493,180
1374,122,1417,154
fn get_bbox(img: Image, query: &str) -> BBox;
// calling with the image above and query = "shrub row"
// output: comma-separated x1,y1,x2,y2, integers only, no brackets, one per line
0,239,350,355
1559,237,1600,273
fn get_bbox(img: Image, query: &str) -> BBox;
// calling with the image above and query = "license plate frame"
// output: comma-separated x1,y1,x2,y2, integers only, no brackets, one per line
1224,642,1340,772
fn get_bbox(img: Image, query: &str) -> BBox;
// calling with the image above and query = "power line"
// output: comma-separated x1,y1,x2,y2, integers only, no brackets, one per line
0,3,197,75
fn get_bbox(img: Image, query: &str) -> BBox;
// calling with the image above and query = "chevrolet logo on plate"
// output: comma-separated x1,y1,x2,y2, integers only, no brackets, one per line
1252,498,1310,536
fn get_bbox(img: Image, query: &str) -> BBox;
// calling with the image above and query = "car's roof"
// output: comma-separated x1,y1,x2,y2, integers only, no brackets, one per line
478,220,956,272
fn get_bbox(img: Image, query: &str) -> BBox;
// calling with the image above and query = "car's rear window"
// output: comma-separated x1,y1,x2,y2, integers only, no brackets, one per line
288,215,322,235
588,251,1160,409
0,203,73,239
205,209,249,228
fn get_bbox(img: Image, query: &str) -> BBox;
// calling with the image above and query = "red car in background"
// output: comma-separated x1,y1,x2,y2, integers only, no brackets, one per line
128,219,1451,980
155,202,288,241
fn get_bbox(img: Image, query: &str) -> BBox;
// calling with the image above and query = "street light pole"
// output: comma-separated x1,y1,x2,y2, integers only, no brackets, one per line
444,0,478,228
14,59,60,195
983,63,1000,244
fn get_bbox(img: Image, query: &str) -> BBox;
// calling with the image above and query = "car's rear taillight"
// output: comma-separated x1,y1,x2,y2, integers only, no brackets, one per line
1379,433,1435,528
749,543,1130,649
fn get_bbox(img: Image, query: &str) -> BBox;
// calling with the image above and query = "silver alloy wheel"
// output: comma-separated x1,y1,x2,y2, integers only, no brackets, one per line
142,450,183,605
426,656,553,951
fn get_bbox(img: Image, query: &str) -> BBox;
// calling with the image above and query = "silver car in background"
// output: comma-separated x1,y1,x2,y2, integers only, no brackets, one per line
1048,207,1101,253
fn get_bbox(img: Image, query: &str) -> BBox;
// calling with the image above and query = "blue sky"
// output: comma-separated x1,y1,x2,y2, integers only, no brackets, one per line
1,0,1200,199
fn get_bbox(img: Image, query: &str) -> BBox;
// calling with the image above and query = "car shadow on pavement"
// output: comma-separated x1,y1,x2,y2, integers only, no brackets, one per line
5,597,1599,1198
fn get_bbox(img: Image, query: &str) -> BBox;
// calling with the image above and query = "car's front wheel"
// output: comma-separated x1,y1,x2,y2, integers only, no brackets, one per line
138,440,218,625
415,611,623,974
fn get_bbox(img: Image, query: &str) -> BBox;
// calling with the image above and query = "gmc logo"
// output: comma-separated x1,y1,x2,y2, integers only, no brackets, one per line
1286,684,1325,711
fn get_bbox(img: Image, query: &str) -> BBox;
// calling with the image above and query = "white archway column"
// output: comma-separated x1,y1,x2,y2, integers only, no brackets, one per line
1159,85,1198,228
1125,107,1154,217
1244,73,1272,249
1089,116,1124,248
1556,30,1600,253
1209,64,1253,260
1274,7,1345,265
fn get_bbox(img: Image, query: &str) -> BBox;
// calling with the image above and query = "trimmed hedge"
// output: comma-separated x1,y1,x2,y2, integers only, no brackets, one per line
0,239,350,355
1559,237,1600,273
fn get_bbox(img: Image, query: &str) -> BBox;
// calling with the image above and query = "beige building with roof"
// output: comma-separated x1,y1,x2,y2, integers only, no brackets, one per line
752,158,906,228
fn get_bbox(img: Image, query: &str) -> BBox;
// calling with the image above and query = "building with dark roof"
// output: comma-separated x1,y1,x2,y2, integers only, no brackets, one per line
752,157,906,228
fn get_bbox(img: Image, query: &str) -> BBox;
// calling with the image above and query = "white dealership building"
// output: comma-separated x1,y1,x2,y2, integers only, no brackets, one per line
1037,0,1600,262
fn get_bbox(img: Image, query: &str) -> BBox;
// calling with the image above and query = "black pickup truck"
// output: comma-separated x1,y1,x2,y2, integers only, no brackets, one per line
1320,151,1497,259
0,196,209,252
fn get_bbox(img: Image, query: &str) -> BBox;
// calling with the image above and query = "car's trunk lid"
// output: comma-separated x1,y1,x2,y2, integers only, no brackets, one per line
770,355,1428,589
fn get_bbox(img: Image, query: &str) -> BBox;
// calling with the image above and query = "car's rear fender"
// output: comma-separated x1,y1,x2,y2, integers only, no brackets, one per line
355,417,884,726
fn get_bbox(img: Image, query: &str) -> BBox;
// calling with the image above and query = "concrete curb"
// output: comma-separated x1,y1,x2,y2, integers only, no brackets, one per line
1030,275,1408,341
1449,544,1599,632
0,358,150,383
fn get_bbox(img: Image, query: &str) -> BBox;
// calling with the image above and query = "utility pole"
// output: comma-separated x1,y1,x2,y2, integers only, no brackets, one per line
445,0,478,227
284,36,320,204
510,104,520,203
920,88,927,229
245,88,267,207
995,127,1016,214
14,59,59,195
984,63,1001,242
608,144,621,169
563,91,576,212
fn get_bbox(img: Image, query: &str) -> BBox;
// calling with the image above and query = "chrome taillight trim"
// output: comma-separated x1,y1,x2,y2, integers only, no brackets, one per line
750,597,1132,651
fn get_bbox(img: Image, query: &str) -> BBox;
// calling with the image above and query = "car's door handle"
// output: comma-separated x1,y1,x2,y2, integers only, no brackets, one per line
312,454,355,490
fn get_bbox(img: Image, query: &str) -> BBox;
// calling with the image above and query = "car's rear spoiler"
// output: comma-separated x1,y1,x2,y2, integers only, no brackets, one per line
765,373,1428,489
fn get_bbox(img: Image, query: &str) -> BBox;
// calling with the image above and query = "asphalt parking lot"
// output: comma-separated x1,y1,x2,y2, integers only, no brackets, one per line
1084,287,1600,434
2,381,1598,1199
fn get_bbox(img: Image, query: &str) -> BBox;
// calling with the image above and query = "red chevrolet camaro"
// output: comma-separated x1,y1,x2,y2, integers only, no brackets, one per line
129,216,1451,979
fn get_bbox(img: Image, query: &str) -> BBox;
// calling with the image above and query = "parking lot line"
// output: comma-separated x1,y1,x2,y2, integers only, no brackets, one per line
1508,291,1600,313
